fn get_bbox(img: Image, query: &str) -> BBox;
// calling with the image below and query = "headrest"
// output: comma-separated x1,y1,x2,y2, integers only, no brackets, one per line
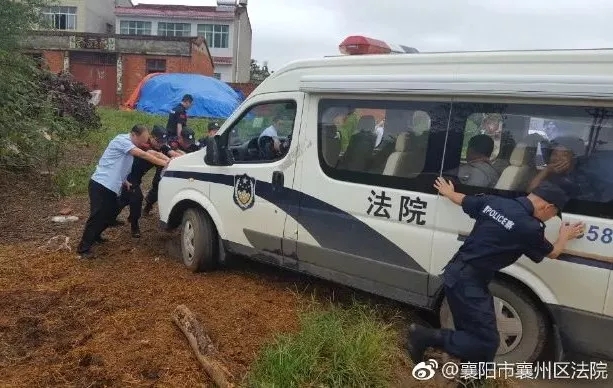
321,124,339,138
356,115,376,132
395,132,411,152
509,143,535,166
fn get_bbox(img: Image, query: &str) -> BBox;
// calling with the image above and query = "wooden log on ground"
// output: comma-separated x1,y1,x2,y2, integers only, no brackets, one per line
171,304,235,388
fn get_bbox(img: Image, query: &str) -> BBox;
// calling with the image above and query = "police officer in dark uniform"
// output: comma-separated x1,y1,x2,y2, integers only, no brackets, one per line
175,127,201,153
167,94,193,141
116,125,180,236
143,126,200,216
407,178,585,365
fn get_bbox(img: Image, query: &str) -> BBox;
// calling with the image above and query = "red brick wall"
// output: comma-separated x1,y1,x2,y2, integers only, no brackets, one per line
121,54,147,105
121,46,214,104
228,82,257,97
42,51,64,73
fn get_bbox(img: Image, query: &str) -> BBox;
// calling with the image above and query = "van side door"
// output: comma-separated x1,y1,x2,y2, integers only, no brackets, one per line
292,94,452,308
433,100,612,316
207,92,305,262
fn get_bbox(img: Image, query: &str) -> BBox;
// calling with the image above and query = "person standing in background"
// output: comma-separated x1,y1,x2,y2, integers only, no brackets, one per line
167,94,193,143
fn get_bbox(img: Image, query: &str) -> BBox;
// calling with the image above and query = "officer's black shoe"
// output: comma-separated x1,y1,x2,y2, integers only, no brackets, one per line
94,236,109,244
108,219,125,227
143,201,153,216
78,250,95,260
407,323,439,364
131,227,141,238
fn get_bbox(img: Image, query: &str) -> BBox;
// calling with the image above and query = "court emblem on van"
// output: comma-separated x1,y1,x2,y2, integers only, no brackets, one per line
233,174,256,210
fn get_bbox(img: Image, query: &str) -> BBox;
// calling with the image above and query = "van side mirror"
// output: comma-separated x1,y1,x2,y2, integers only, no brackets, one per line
204,135,234,166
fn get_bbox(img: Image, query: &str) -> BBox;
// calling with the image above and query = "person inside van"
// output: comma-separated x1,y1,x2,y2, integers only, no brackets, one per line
259,114,284,154
527,136,595,199
457,134,500,187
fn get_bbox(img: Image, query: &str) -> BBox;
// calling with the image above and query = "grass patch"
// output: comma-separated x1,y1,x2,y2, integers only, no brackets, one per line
52,163,96,197
244,301,398,388
91,107,213,149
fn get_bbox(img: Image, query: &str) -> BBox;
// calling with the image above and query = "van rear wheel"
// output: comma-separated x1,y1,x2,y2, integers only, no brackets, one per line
439,278,548,363
180,208,218,272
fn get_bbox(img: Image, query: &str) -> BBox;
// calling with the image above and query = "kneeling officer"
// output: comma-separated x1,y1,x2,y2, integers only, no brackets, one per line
407,178,584,365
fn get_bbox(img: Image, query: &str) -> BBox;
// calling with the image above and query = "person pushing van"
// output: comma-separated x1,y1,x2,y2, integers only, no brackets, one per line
114,125,182,237
76,125,169,259
407,177,584,365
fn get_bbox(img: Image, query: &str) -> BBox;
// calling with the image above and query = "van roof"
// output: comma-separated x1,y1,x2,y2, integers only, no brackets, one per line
253,48,613,100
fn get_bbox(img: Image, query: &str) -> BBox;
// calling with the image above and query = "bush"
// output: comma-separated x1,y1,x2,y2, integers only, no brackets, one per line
0,0,101,172
245,302,397,388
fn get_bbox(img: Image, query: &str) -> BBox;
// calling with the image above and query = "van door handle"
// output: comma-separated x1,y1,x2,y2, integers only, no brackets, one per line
272,171,284,190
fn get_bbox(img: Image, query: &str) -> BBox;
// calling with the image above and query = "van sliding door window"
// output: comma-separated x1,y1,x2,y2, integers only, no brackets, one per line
317,98,451,194
444,101,613,219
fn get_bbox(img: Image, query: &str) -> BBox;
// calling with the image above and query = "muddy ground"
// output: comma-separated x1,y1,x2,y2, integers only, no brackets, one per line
0,170,608,387
0,170,429,387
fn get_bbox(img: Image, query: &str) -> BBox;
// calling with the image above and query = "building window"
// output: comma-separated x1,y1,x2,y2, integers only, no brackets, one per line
119,21,151,35
146,59,166,74
158,22,192,37
213,73,222,80
197,24,229,48
42,6,77,30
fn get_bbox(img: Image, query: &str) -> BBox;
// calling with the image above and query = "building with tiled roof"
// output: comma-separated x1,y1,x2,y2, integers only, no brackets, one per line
115,1,252,83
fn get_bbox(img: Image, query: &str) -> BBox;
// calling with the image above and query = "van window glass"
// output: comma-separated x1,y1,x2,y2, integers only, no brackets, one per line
444,102,613,218
226,100,297,163
318,98,451,193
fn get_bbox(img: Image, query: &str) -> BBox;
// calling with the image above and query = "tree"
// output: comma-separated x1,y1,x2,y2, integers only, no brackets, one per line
250,59,271,84
0,0,99,171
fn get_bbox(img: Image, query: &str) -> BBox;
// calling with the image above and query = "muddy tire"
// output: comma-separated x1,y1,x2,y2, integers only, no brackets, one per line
180,208,218,272
439,278,548,363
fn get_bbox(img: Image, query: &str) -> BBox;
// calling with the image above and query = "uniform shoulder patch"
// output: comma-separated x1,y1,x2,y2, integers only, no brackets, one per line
233,173,256,210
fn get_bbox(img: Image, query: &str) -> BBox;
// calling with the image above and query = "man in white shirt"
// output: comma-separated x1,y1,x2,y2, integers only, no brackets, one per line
77,125,169,259
259,114,284,154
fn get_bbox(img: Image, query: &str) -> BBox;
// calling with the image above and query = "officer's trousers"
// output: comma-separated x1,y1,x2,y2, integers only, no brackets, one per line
77,180,119,253
439,259,500,363
116,183,144,230
145,167,162,206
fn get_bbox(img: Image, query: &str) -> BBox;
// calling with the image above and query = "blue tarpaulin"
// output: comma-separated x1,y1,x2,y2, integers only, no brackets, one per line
135,73,244,119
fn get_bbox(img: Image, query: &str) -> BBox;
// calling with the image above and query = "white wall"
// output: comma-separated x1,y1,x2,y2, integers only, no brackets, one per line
234,8,251,83
214,64,233,82
85,0,115,33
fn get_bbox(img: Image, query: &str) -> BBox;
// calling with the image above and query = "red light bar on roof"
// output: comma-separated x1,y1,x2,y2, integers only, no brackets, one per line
339,35,419,55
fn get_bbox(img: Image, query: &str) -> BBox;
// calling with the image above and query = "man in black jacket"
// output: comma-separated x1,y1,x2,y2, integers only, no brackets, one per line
116,125,180,237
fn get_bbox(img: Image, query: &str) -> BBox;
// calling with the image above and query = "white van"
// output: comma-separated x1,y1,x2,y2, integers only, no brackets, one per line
158,45,613,363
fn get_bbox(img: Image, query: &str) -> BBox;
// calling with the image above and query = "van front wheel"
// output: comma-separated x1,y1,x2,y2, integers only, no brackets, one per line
439,278,548,363
180,208,218,272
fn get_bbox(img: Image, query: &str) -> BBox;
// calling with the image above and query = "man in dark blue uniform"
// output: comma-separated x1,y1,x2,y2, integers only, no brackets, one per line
167,94,193,141
407,178,585,365
116,125,180,237
174,127,201,153
143,126,200,216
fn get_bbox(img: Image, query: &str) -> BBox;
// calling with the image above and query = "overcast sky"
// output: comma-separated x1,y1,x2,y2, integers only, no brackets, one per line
135,0,613,71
